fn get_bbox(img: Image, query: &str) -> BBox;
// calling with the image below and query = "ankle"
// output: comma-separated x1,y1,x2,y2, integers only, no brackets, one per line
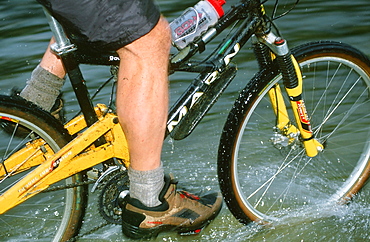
128,164,165,207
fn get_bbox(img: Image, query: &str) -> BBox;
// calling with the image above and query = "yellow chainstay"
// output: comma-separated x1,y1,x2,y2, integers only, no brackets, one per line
0,104,130,214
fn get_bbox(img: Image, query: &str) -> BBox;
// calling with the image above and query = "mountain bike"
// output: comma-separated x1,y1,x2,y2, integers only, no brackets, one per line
1,0,370,241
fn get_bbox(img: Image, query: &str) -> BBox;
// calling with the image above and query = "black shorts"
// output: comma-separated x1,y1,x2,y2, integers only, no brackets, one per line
38,0,161,51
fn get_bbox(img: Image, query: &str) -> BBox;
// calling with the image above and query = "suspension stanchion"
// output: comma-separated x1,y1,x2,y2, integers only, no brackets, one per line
281,55,324,157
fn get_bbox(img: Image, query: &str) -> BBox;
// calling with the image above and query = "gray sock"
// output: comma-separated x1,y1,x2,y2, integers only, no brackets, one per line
20,65,65,111
128,164,165,207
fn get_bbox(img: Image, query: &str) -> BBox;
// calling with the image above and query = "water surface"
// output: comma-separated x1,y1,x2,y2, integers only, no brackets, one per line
1,0,370,241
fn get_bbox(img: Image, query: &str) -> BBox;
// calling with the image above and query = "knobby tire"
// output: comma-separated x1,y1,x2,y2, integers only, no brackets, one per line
218,41,370,224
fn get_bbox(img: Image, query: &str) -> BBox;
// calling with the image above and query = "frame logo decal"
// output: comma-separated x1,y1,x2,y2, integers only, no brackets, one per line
224,43,240,65
168,106,188,132
205,71,219,85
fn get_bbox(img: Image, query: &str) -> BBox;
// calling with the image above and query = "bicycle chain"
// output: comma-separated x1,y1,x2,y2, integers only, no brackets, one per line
41,179,96,192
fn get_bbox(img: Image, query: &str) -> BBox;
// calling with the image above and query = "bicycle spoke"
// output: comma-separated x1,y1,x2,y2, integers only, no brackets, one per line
219,42,370,224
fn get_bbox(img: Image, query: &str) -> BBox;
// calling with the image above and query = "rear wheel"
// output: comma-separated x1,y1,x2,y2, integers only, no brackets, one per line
0,95,87,241
218,41,370,224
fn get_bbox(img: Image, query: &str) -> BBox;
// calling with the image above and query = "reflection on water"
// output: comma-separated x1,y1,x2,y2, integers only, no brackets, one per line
1,0,370,241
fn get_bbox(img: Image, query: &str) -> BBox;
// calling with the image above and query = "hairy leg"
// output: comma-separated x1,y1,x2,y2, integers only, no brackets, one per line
116,16,171,172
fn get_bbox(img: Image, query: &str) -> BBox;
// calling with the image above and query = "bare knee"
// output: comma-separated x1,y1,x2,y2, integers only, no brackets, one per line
117,16,171,59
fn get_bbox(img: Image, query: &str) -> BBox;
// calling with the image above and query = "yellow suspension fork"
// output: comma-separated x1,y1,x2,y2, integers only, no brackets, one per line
255,33,324,157
282,55,324,157
268,84,299,141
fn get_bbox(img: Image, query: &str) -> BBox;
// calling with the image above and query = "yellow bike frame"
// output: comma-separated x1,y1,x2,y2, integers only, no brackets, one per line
0,104,130,214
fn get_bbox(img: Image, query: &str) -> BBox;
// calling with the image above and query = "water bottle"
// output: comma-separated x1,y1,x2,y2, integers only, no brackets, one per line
170,0,226,49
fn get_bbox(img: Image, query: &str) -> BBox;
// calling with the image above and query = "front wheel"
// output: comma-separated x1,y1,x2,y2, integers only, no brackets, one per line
218,41,370,224
0,96,87,241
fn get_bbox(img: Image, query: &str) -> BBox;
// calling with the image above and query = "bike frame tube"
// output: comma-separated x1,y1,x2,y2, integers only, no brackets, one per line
0,106,130,214
166,11,263,139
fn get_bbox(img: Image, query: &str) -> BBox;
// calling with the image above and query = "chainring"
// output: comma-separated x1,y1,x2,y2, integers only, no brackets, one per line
98,170,129,224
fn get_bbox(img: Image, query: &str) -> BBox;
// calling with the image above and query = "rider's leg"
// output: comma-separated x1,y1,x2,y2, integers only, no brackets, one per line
20,38,66,112
116,16,170,207
38,38,66,78
18,10,222,239
116,18,222,239
19,17,170,207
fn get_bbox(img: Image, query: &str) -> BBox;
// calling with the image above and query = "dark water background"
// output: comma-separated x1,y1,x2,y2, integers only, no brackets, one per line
1,0,370,241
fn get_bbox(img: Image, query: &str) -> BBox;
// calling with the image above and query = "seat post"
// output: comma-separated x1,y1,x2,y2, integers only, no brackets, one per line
42,7,76,55
42,7,102,131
